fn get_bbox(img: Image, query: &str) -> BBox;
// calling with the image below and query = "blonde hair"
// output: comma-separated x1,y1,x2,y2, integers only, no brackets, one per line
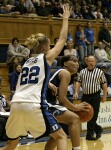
25,33,48,52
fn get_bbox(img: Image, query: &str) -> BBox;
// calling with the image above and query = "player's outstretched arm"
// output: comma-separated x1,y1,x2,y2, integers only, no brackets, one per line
46,4,71,65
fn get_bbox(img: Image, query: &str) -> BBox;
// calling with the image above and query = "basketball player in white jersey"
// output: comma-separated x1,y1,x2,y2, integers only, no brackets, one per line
0,4,71,150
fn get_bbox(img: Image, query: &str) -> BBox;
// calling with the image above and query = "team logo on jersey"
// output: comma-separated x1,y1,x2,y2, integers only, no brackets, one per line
52,124,58,131
53,110,60,116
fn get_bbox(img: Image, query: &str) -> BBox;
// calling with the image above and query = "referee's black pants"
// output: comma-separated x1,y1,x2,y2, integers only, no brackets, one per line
82,91,102,136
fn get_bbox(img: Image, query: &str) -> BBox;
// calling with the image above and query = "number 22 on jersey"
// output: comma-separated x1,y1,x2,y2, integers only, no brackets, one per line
20,66,40,85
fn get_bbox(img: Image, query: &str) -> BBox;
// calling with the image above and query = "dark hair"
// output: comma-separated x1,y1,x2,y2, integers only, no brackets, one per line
61,55,78,67
87,21,91,25
11,56,20,64
73,76,78,82
15,63,22,70
77,24,82,30
12,37,19,44
54,38,59,44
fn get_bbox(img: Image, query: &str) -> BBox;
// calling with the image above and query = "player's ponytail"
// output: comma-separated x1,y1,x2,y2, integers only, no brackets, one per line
25,33,48,53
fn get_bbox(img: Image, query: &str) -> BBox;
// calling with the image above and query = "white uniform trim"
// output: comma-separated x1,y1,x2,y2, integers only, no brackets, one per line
50,69,65,81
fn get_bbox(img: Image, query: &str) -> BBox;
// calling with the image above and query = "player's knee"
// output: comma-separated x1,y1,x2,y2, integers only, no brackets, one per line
58,132,67,141
56,130,67,141
71,114,80,124
51,129,67,142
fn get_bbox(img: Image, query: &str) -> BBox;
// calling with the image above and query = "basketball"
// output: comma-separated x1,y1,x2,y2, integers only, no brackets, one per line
74,104,94,123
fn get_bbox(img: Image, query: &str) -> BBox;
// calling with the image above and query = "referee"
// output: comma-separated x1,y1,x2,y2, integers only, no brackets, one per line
74,55,107,140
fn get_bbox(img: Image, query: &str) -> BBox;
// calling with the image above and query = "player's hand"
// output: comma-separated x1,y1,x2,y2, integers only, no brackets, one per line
48,82,58,96
101,96,107,103
74,102,90,112
59,3,72,19
73,92,78,100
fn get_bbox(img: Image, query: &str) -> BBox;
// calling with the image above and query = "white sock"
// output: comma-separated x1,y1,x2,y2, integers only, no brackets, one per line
72,146,81,150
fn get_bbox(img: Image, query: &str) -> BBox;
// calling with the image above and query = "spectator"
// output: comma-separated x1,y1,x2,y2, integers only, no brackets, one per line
93,8,104,19
73,1,81,14
88,5,97,19
0,94,7,112
74,6,83,19
50,1,62,17
85,21,96,55
24,0,36,13
80,0,89,8
9,64,22,100
13,0,28,15
68,76,83,97
96,0,103,10
79,56,88,70
0,4,14,14
0,77,11,109
0,111,7,141
81,5,91,19
60,0,75,18
67,27,73,41
105,45,111,61
7,37,30,66
0,81,9,141
95,43,111,85
102,8,109,20
32,0,38,9
104,46,111,84
99,22,111,48
64,40,77,57
95,41,111,63
8,56,20,74
36,0,51,16
2,0,15,5
103,0,111,14
74,45,79,54
75,24,87,61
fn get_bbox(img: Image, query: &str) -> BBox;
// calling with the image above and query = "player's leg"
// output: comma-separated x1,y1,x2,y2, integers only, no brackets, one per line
30,105,68,150
55,110,81,150
45,128,67,150
45,137,56,150
1,138,20,150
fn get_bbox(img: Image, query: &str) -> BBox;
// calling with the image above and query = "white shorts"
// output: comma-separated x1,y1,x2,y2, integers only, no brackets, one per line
6,103,61,139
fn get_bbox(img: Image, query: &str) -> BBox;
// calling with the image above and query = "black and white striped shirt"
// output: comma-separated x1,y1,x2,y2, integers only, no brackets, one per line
78,68,106,94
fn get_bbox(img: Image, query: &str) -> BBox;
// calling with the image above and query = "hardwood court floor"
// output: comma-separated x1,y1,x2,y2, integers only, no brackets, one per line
15,133,111,150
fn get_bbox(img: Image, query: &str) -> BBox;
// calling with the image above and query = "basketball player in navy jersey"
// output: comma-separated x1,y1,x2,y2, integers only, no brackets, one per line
46,55,89,150
0,4,71,150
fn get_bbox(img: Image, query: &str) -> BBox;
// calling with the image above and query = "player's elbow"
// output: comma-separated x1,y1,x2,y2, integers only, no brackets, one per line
59,96,67,105
59,36,67,43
